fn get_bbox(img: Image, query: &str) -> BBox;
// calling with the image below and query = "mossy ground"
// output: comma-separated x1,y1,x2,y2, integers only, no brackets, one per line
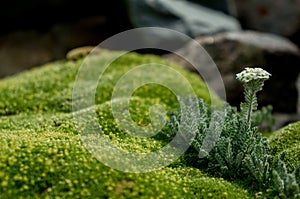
0,50,289,198
269,122,300,173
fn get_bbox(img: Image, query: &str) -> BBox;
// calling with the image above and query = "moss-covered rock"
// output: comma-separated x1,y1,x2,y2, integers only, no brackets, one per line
269,122,300,172
0,50,222,116
0,128,252,198
0,50,255,198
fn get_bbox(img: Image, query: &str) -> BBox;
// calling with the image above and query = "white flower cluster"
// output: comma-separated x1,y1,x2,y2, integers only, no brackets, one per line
236,67,271,83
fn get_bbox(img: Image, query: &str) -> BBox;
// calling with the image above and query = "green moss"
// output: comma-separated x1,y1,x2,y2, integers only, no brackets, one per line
269,122,300,172
0,51,254,198
0,51,220,116
0,129,252,199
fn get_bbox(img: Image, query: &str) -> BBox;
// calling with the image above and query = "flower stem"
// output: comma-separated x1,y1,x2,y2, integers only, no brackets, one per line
236,67,271,128
246,88,255,125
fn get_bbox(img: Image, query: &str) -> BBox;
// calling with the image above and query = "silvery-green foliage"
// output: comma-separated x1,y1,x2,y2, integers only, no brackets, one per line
197,109,225,158
162,67,299,197
207,105,272,180
243,135,271,183
243,85,258,124
164,96,300,197
272,158,300,198
164,96,205,148
252,105,275,132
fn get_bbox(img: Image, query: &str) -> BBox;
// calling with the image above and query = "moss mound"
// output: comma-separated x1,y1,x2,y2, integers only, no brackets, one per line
269,122,300,172
0,50,220,116
0,50,255,198
0,128,251,198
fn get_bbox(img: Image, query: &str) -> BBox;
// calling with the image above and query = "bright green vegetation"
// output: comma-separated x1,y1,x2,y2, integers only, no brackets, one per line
269,122,300,173
0,128,251,198
0,51,254,198
0,50,219,116
1,50,299,198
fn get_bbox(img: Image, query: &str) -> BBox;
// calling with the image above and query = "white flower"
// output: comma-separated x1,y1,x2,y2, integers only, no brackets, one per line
236,67,271,83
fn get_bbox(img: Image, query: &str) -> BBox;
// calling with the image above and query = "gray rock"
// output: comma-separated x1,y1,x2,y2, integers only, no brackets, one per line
234,0,300,37
0,16,105,78
164,30,300,113
126,0,241,40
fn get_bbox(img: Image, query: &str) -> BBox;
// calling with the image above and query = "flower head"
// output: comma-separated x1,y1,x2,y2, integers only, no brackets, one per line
236,67,271,83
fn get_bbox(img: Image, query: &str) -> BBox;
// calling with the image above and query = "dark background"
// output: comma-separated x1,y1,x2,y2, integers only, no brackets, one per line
1,0,300,78
0,0,299,125
0,1,133,77
0,1,130,35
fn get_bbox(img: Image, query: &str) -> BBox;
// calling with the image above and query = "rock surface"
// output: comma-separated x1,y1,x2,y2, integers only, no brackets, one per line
234,0,300,37
0,16,106,78
164,30,300,113
126,0,241,39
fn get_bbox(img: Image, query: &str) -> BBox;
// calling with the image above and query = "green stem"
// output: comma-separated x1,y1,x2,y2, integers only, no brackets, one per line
246,88,256,126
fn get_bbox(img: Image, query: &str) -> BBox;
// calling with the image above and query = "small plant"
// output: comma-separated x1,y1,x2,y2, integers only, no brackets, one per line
163,67,300,198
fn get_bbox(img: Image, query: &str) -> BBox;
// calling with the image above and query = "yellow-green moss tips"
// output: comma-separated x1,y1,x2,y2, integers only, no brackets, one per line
0,52,253,198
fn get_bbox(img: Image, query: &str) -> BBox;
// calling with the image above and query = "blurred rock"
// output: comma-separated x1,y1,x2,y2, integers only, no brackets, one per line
126,0,241,41
164,30,300,113
0,16,106,78
234,0,300,37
